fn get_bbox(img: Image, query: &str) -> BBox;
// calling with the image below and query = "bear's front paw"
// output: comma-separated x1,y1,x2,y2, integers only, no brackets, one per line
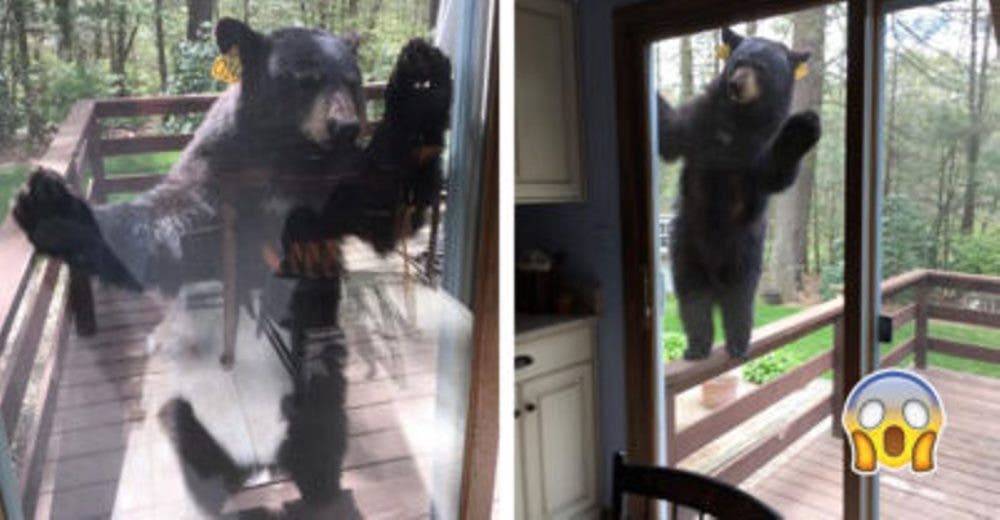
385,39,452,136
779,110,821,156
13,168,101,256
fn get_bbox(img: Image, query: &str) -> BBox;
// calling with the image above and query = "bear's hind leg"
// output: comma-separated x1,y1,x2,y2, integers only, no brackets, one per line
720,277,758,361
677,290,715,360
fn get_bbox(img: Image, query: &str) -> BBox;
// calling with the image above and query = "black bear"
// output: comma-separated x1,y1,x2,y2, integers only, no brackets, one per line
659,27,820,361
14,18,451,514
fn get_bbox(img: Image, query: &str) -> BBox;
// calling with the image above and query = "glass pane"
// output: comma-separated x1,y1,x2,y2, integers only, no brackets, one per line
0,1,490,518
876,1,1000,517
652,5,847,518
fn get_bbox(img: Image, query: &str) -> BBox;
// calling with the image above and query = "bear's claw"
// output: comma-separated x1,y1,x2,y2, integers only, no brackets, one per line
384,38,452,139
14,168,101,255
781,110,822,155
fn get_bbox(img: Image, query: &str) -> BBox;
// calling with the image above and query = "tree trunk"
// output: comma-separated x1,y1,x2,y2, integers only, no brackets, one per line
11,0,41,140
109,4,137,96
960,4,991,234
187,0,214,41
155,0,168,92
243,0,250,24
367,0,384,31
94,22,103,59
429,0,440,28
0,4,10,69
680,36,693,102
54,0,74,60
712,31,720,76
885,17,899,197
765,6,826,303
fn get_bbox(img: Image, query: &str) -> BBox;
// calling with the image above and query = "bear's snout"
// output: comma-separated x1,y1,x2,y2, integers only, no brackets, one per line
727,66,760,104
326,89,361,145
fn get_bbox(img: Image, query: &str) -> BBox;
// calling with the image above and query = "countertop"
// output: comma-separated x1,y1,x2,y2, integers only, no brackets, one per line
515,313,596,343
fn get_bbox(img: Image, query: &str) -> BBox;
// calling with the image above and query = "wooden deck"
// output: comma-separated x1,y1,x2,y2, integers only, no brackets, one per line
744,367,1000,519
30,240,467,519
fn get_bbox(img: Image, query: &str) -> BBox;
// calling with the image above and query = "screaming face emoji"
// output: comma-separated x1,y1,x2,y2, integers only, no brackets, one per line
842,369,944,475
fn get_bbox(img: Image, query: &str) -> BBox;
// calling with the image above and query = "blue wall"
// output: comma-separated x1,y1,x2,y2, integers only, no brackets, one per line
515,0,642,506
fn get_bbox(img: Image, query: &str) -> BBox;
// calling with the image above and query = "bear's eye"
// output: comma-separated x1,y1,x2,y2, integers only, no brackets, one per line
412,80,432,90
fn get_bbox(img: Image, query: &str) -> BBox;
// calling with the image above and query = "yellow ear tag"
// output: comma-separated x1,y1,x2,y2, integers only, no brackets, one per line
794,62,810,80
212,47,242,84
715,43,731,60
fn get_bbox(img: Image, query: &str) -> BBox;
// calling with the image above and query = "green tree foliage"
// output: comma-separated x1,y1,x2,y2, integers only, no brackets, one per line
0,0,436,149
881,193,934,278
36,58,117,125
952,229,1000,275
0,73,20,145
653,0,999,307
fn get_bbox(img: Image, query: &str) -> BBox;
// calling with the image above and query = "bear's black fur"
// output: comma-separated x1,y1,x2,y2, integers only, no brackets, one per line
14,18,451,514
660,27,820,361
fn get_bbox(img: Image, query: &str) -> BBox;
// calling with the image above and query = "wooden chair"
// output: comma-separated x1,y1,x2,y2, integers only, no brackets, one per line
612,451,781,520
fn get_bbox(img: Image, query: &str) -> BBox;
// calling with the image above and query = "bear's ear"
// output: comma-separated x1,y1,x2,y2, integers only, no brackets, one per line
215,18,263,56
721,27,745,51
789,49,811,65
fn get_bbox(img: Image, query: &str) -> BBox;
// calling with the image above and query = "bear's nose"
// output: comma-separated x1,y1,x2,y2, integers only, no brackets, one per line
727,66,759,103
326,89,360,145
327,118,360,145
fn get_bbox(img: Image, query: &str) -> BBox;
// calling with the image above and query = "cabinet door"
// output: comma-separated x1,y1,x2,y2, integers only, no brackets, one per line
520,363,598,519
515,0,584,203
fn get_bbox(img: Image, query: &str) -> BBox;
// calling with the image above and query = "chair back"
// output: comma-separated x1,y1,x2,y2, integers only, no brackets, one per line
612,451,781,519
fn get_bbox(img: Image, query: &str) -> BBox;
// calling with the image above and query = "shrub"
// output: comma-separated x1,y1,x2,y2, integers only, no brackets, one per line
663,332,686,362
952,228,1000,275
37,59,116,127
819,239,844,300
742,350,793,384
881,193,933,277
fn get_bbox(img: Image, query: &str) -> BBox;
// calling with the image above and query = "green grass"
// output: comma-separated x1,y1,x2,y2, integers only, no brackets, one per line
662,295,834,369
663,295,1000,379
104,151,180,176
0,152,179,220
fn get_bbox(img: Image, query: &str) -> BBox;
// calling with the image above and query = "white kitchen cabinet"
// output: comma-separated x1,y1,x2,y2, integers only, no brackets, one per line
516,317,599,519
515,0,585,204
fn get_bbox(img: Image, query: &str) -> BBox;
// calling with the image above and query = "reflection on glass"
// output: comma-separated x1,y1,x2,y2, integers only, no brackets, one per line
877,1,1000,518
651,5,846,519
4,3,485,517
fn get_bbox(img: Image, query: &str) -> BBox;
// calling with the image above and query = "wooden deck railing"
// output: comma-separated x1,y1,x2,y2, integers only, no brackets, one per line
0,84,397,517
665,269,1000,485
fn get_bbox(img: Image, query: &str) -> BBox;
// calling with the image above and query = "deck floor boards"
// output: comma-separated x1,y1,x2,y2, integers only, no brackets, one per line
36,239,467,519
744,367,1000,519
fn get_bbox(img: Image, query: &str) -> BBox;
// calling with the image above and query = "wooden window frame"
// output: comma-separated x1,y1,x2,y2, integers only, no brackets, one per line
612,0,888,518
459,1,500,516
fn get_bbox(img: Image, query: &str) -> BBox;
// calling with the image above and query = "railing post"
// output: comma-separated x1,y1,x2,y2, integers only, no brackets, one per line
88,118,108,204
914,280,928,369
68,269,96,336
831,317,844,438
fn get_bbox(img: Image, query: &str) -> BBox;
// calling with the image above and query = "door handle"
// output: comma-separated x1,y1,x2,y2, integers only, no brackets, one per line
525,403,537,413
515,354,534,370
878,314,893,343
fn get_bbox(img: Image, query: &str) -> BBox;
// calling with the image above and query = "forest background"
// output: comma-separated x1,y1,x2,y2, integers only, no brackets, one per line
654,0,999,304
0,0,437,210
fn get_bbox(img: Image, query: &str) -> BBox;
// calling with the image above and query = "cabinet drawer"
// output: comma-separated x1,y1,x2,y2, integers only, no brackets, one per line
516,322,593,381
